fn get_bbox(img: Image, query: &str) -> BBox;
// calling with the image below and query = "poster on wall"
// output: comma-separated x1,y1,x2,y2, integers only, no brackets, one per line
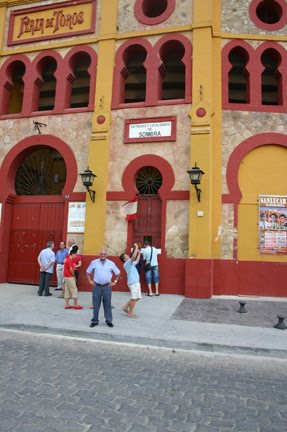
67,202,86,233
258,195,287,254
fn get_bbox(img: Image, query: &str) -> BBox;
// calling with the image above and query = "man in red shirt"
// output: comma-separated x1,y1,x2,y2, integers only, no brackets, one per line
63,246,83,310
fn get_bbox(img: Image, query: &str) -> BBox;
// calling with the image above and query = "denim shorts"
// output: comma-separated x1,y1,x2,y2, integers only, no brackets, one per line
145,265,160,284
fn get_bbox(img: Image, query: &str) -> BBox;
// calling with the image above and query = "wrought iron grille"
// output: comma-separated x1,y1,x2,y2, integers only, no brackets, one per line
15,149,66,196
136,166,162,194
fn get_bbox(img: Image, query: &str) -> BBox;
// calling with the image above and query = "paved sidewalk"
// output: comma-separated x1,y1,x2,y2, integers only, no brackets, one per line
1,283,287,359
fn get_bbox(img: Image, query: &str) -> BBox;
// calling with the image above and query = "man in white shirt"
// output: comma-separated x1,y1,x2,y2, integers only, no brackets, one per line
142,240,160,297
37,241,55,296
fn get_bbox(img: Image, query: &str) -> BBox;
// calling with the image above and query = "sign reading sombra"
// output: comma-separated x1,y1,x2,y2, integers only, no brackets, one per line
259,194,287,254
8,0,96,45
124,116,176,143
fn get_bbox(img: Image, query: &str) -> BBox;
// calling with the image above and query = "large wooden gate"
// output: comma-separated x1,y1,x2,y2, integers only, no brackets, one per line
133,194,162,247
7,200,64,285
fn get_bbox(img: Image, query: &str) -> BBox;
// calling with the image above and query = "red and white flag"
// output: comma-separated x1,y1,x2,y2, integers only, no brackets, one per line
120,196,138,221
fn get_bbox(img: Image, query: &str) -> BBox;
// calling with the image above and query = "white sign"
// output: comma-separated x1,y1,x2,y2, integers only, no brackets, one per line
67,202,86,233
129,122,172,139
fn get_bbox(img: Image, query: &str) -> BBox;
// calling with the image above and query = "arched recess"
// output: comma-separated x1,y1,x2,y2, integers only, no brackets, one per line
30,50,63,113
154,34,192,104
112,38,152,108
64,45,97,111
0,134,77,199
0,54,31,117
222,40,255,109
0,135,78,283
122,154,175,253
225,133,287,261
255,41,287,107
122,154,175,198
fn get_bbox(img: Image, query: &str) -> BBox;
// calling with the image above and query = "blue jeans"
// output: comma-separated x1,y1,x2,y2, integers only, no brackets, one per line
91,284,113,324
145,265,160,284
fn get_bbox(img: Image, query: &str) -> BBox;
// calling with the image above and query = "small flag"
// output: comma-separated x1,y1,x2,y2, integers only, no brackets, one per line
120,196,138,221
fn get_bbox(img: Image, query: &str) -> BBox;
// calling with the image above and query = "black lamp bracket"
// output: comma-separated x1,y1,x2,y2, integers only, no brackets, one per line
87,187,96,203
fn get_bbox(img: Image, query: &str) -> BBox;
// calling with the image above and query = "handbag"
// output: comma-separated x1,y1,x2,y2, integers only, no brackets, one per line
144,246,153,272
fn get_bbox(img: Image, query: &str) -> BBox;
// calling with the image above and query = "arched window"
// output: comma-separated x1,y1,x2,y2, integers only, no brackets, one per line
68,52,91,108
123,45,147,103
35,57,57,111
6,62,25,114
134,0,175,25
261,49,282,105
15,148,66,196
256,0,283,24
0,61,26,115
228,47,250,104
159,40,185,100
136,166,163,194
249,0,286,31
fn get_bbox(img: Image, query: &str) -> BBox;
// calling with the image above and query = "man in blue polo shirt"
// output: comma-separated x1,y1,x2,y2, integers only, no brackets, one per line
87,248,121,328
37,241,55,296
55,241,68,291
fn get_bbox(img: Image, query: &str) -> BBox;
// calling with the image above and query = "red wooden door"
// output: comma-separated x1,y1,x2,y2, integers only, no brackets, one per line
8,201,64,285
133,194,162,247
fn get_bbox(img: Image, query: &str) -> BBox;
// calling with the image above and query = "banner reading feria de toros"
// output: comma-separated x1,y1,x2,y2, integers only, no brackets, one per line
259,195,287,254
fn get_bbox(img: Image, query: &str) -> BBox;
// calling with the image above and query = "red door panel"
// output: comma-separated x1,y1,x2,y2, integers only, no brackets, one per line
8,202,64,285
133,195,162,247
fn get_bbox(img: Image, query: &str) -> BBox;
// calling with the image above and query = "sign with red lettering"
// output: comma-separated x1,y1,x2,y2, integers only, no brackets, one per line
8,0,96,45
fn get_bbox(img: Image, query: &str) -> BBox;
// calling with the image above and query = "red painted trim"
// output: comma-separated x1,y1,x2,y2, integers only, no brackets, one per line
0,134,78,202
124,116,176,143
185,259,213,298
63,45,97,111
0,135,79,283
121,155,175,199
8,0,96,46
112,35,192,109
112,38,152,108
134,0,175,25
14,196,64,203
213,259,287,297
226,133,287,259
153,34,192,104
249,0,287,31
222,40,287,111
0,47,96,117
107,190,189,201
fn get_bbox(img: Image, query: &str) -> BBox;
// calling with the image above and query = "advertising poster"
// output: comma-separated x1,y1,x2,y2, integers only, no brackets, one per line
258,195,287,254
67,202,86,233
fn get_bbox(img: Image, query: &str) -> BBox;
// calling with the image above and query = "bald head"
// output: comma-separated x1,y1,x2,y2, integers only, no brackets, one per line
99,248,107,262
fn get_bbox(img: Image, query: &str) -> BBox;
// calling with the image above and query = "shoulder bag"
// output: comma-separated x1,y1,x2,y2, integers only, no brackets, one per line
144,246,153,272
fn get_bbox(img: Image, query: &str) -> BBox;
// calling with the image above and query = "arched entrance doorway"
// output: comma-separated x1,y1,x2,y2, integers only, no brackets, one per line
0,135,78,284
8,148,67,284
133,166,162,247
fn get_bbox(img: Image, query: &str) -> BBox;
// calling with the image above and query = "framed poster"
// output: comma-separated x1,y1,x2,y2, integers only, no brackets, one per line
258,195,287,254
67,202,86,233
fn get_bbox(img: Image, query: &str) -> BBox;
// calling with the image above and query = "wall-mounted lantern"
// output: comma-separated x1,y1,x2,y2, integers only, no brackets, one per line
79,167,97,203
187,163,205,202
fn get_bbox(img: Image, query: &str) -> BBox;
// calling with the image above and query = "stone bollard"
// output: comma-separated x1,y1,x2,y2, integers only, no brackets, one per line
274,316,287,330
237,301,247,314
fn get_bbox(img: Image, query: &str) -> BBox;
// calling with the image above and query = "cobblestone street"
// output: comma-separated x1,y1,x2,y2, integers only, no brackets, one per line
1,329,287,432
